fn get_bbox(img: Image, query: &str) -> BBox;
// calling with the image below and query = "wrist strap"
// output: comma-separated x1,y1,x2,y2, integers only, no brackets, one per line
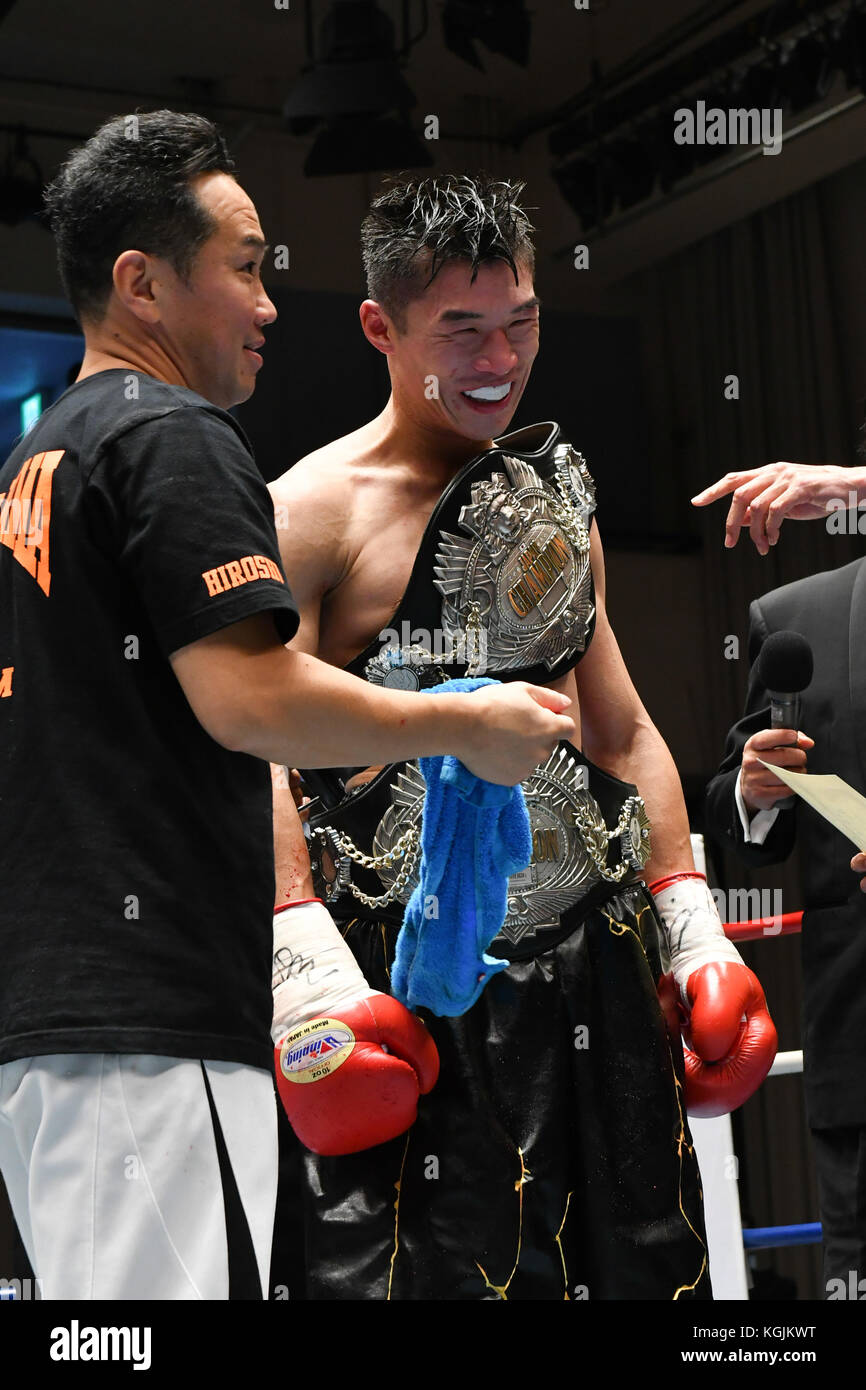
273,897,324,918
647,871,706,895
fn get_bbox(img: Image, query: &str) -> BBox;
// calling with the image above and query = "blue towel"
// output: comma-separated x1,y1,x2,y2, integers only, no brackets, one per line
391,677,532,1016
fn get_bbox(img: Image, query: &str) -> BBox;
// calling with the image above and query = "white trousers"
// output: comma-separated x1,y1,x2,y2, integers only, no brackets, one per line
0,1054,278,1300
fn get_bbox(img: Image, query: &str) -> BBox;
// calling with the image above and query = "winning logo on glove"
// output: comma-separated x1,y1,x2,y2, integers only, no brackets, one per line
278,1017,356,1085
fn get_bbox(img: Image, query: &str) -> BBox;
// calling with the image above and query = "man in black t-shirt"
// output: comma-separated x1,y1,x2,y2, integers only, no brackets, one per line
0,112,574,1300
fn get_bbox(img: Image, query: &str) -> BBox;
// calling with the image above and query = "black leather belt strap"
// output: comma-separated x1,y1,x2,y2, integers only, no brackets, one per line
302,741,651,953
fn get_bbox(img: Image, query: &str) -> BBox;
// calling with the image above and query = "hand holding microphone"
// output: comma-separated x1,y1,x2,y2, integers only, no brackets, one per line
740,728,814,813
740,631,814,814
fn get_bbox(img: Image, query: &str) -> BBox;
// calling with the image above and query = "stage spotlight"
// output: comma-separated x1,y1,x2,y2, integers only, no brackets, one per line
284,0,416,126
284,57,416,127
284,0,429,175
304,112,432,175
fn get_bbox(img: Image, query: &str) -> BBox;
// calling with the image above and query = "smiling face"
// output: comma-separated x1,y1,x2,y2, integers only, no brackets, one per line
147,171,276,409
384,256,540,444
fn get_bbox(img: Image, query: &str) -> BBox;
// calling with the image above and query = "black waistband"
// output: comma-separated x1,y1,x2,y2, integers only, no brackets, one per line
328,874,651,962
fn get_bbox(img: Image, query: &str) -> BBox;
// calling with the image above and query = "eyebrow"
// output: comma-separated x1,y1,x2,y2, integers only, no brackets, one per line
437,296,541,324
238,234,270,256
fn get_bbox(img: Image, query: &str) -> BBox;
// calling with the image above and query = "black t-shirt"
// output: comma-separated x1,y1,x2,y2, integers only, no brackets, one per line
0,370,299,1069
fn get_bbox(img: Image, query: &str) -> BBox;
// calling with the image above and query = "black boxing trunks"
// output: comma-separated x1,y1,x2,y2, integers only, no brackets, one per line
280,881,709,1300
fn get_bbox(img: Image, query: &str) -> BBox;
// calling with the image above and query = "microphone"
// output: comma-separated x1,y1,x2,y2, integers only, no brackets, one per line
755,631,814,808
756,630,814,730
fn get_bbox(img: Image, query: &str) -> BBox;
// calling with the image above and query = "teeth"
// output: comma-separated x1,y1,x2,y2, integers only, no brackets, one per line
463,383,511,401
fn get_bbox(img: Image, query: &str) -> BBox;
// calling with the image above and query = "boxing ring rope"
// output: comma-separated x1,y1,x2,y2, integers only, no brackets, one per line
722,908,819,1258
687,837,818,1295
724,911,803,942
722,914,806,1078
767,1050,804,1077
742,1223,822,1251
717,917,806,1078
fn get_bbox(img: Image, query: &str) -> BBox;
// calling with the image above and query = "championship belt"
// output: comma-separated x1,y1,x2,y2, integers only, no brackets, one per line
301,422,652,955
344,420,597,691
306,744,652,955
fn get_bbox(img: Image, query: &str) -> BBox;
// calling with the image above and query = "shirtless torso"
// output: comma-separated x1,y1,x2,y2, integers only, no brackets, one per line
269,411,582,746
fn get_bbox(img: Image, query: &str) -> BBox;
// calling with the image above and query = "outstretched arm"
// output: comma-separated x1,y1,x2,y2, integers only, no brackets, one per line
691,460,866,555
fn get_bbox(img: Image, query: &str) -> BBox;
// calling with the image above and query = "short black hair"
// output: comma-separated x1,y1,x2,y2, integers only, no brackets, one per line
43,109,236,324
360,173,536,330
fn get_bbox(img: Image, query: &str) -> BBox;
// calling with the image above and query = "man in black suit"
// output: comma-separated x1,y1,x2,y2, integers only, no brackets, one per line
704,555,866,1296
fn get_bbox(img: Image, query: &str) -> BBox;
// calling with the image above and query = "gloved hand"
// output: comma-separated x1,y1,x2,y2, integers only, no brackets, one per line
271,898,439,1154
649,872,777,1117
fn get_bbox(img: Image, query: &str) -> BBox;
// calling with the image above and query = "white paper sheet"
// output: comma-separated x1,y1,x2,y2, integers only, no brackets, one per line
757,759,866,850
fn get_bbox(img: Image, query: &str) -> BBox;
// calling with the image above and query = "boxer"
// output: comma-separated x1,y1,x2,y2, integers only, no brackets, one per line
268,175,776,1299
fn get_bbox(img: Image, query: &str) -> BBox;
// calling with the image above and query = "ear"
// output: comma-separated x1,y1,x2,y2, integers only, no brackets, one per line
111,249,167,325
359,299,398,356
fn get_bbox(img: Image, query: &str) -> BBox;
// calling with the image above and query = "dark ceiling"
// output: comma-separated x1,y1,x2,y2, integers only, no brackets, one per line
0,0,768,147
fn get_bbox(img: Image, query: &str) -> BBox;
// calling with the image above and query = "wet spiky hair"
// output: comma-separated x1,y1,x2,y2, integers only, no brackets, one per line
360,173,536,330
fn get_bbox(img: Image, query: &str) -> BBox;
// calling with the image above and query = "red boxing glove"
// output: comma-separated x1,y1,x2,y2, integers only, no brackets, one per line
680,961,777,1117
271,899,439,1155
275,993,439,1155
650,873,777,1116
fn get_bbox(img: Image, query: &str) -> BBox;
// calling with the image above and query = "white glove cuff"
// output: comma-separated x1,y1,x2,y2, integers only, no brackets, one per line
271,899,372,1042
651,875,743,1004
